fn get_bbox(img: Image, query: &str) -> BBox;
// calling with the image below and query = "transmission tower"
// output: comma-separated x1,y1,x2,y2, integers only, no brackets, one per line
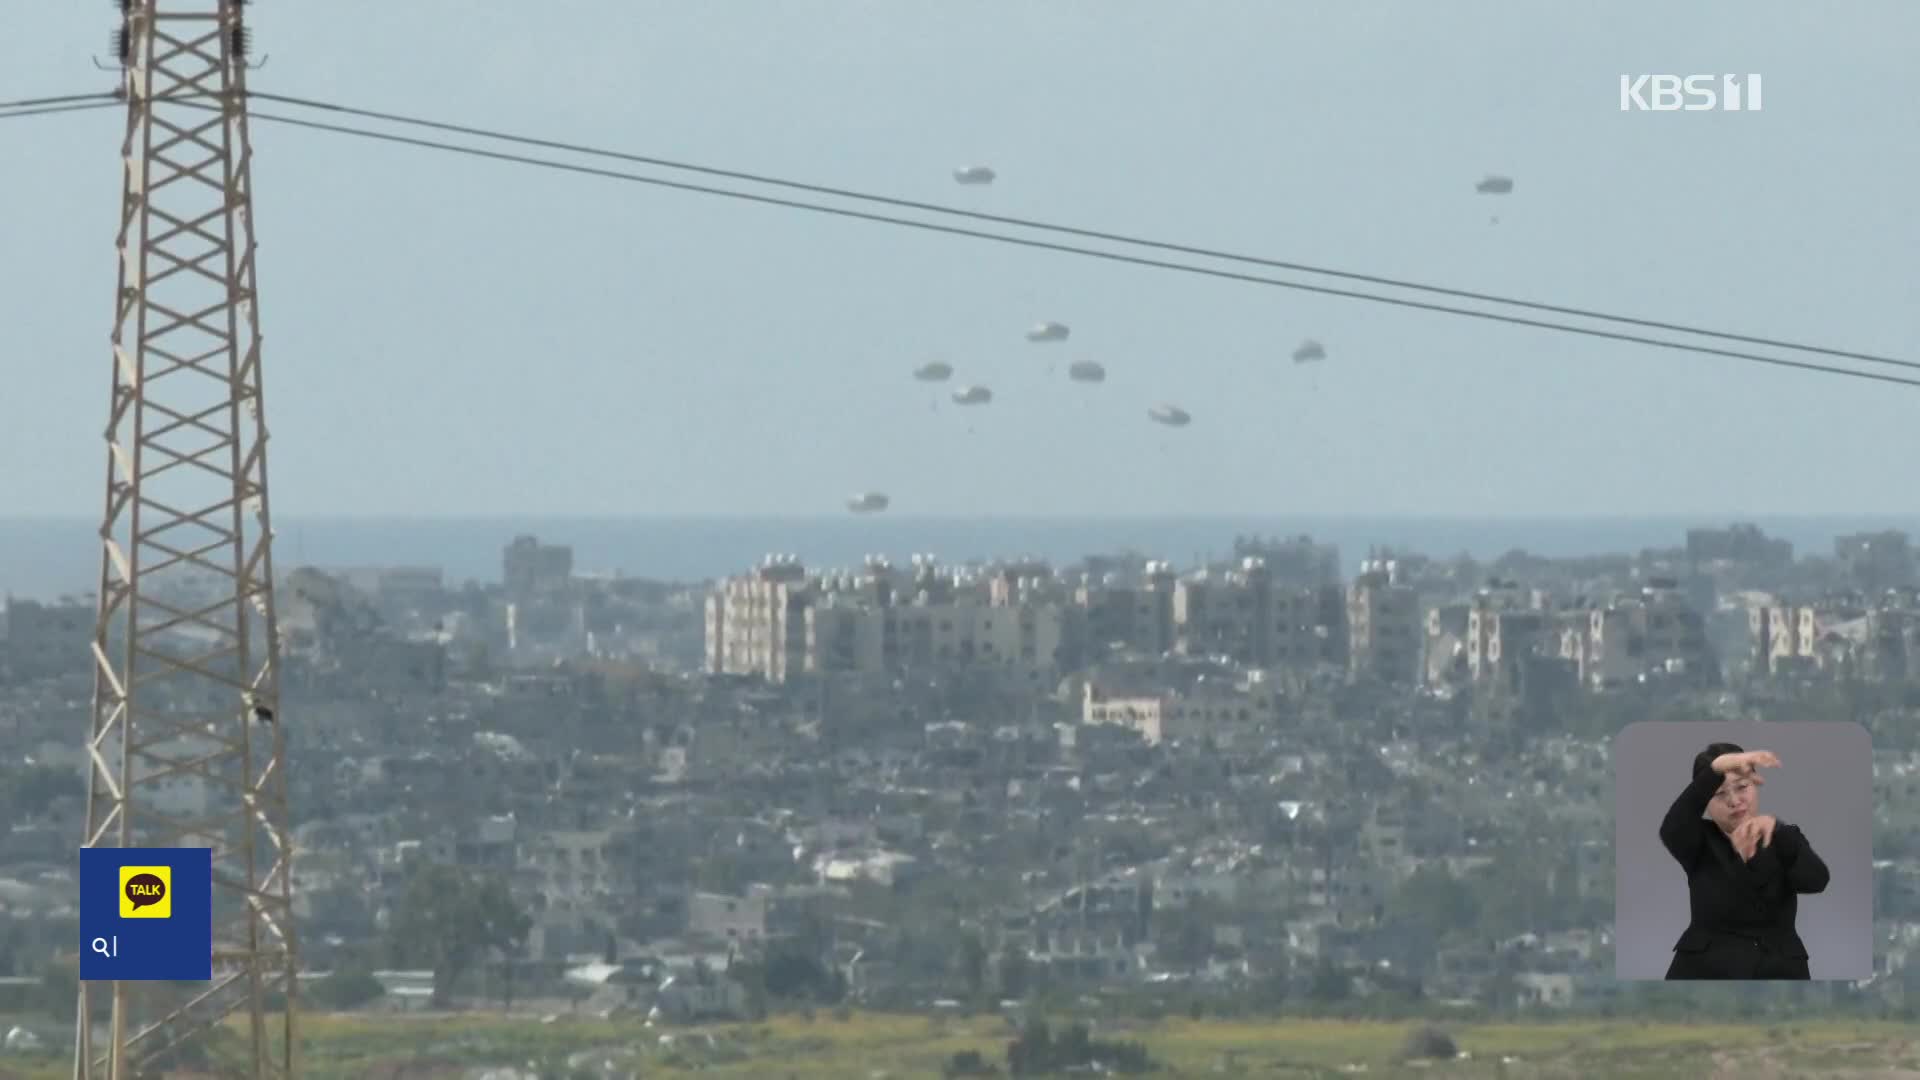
76,1,297,1077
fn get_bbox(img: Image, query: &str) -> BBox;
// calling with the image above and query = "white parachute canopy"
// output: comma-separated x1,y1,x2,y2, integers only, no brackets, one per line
952,385,994,405
1148,404,1191,427
913,361,954,382
1067,360,1106,383
953,165,996,185
847,492,890,513
1026,321,1070,343
1292,339,1326,364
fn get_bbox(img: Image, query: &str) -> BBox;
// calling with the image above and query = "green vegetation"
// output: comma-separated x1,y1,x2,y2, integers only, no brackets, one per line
305,968,388,1011
383,862,532,1008
4,1010,1918,1079
1003,1017,1153,1075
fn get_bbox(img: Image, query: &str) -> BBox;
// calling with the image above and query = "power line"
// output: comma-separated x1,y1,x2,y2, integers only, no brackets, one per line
0,99,120,121
248,90,1917,375
25,87,1918,385
189,101,1920,392
17,87,1920,383
0,90,117,109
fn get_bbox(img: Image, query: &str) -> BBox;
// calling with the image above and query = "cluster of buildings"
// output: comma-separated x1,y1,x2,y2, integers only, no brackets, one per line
3,522,1920,1026
702,527,1920,702
702,552,1718,699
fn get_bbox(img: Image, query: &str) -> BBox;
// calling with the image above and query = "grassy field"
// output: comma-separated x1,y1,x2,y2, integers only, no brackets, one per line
5,1011,1919,1078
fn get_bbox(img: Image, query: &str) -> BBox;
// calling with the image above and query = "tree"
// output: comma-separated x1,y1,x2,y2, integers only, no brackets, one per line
0,920,27,976
1384,865,1479,944
1006,1017,1052,1077
142,1023,247,1073
386,862,530,1008
306,968,386,1011
956,934,989,1004
1547,847,1583,920
997,943,1031,1000
762,938,845,1003
1006,1017,1151,1076
944,1048,996,1077
1155,897,1225,973
1248,954,1292,1011
1399,1025,1457,1061
1307,959,1351,1003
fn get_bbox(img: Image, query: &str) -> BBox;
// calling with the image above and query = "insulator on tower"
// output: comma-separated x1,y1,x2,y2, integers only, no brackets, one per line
230,25,251,57
111,27,131,64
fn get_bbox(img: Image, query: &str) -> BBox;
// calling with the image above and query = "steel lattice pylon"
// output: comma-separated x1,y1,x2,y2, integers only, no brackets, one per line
76,1,298,1077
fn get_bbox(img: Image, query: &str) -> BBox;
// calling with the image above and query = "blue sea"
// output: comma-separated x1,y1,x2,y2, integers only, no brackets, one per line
2,515,1916,601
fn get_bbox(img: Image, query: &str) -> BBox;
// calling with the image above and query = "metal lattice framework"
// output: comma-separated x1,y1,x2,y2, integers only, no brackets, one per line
76,1,297,1076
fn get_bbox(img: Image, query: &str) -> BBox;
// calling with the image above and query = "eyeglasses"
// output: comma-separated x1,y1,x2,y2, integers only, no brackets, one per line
1712,781,1755,805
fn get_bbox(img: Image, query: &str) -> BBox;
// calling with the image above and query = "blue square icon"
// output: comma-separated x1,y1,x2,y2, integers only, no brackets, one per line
78,847,213,981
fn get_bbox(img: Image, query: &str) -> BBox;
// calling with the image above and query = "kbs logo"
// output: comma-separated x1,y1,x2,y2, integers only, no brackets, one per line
1620,74,1762,112
119,865,172,919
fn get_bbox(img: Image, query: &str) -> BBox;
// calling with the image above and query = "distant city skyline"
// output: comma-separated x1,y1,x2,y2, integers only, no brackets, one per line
3,512,1915,602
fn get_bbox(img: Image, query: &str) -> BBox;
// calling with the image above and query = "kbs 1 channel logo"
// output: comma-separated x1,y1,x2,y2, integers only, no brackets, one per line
1620,74,1763,112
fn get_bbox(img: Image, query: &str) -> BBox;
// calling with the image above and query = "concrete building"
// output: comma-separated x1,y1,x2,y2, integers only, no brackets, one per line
1347,559,1421,685
1751,593,1920,679
687,891,768,946
1465,579,1544,683
503,534,574,600
705,555,811,680
1836,531,1914,592
1229,534,1341,587
1173,558,1345,671
0,597,93,678
1568,581,1717,688
1467,608,1551,694
1082,685,1167,745
1424,604,1471,689
1686,523,1793,569
1081,669,1280,747
812,556,1063,682
327,566,445,607
707,555,1066,685
1074,561,1179,658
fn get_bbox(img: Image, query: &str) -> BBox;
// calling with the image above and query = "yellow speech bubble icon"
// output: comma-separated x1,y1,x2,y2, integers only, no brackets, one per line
119,865,172,919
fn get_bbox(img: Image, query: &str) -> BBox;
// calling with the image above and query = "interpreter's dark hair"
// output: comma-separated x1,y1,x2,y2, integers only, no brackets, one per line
1693,741,1744,778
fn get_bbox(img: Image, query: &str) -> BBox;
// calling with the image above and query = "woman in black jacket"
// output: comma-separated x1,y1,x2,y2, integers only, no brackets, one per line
1659,742,1831,979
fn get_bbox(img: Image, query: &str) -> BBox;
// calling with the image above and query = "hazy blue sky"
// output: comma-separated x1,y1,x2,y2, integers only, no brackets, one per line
4,1,1916,518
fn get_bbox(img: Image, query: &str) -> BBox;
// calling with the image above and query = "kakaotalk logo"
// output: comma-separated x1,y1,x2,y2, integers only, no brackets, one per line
119,865,172,919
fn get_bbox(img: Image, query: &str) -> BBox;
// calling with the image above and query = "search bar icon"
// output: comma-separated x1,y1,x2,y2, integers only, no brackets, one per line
90,936,116,958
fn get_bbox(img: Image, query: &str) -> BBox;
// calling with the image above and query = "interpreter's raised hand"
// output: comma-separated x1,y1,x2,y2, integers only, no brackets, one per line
1712,749,1780,778
1731,814,1778,861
